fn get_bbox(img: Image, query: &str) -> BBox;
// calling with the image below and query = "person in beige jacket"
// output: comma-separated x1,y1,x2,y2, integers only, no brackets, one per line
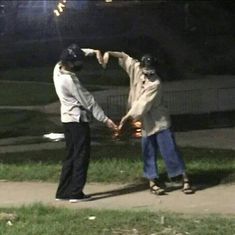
103,51,193,195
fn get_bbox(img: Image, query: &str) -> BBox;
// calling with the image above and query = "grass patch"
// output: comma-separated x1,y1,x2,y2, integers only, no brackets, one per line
0,204,234,235
0,145,235,186
0,110,62,138
0,66,54,83
0,61,129,86
0,81,57,106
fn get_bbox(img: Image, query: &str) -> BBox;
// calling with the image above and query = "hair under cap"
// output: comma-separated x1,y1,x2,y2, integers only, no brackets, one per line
60,44,85,64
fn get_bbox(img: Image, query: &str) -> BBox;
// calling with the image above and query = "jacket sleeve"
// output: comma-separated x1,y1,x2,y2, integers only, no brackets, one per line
81,48,96,56
70,75,108,123
125,81,161,120
118,53,133,73
118,53,141,80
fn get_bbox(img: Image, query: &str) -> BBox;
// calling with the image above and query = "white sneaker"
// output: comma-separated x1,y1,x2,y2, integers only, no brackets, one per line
55,198,69,201
69,194,91,203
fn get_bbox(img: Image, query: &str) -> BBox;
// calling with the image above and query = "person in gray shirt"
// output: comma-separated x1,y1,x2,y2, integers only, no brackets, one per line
53,44,117,202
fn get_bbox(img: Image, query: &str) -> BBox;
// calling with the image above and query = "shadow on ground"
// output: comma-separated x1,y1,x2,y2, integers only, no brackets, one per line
89,181,149,201
87,170,235,201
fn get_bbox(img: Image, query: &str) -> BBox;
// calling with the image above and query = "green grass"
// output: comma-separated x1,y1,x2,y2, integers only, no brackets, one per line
0,110,62,138
0,81,106,107
0,204,234,235
0,81,57,106
0,66,54,83
0,145,235,186
0,62,128,107
0,61,129,86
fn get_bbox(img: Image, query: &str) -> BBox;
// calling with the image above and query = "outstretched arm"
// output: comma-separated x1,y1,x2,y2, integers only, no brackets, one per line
103,51,140,81
69,75,117,130
118,82,160,130
102,51,127,68
82,48,103,65
106,51,125,58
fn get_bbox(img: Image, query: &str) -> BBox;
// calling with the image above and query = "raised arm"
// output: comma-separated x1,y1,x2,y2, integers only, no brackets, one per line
102,51,128,68
82,48,103,65
105,51,125,58
68,75,117,130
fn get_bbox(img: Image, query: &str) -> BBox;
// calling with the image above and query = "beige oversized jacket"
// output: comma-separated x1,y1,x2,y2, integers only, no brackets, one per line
119,52,171,137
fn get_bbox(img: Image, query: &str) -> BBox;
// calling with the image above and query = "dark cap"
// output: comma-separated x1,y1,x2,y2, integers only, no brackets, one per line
60,44,85,64
140,54,157,69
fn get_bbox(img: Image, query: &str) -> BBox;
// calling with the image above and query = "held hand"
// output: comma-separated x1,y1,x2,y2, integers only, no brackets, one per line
106,118,118,130
118,115,129,130
102,52,109,69
96,50,103,65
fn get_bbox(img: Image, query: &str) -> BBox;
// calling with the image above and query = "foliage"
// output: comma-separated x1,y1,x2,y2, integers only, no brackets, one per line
0,110,62,138
0,146,235,186
0,204,234,235
0,81,57,106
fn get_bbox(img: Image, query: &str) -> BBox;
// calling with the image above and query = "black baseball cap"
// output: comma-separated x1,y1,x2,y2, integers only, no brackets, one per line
60,44,85,64
140,54,157,69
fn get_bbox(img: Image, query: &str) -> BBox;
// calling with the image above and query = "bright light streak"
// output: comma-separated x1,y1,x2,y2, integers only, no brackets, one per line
105,0,113,2
58,2,65,12
53,0,67,17
54,9,60,16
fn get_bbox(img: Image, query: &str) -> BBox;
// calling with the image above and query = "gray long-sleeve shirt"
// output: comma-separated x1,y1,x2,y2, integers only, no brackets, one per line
53,50,108,124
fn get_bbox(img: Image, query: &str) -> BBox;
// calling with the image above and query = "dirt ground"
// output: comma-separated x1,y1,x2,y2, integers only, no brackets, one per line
0,181,235,215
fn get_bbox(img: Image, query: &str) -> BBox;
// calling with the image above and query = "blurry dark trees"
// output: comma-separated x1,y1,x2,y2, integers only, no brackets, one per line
0,0,234,79
0,0,20,37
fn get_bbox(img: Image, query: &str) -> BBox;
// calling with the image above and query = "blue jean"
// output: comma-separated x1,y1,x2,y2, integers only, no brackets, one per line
141,129,185,179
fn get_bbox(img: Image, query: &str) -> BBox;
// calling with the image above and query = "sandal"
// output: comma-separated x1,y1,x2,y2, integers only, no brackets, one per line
150,183,165,195
182,180,194,194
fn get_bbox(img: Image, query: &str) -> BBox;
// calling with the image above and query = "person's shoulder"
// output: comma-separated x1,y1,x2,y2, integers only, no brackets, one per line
53,62,61,72
149,76,161,89
152,73,161,82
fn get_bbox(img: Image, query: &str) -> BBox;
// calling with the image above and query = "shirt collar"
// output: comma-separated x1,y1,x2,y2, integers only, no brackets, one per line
142,68,156,76
59,62,76,76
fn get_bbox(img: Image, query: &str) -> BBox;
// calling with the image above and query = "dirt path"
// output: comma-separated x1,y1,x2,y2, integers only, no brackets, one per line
0,181,235,214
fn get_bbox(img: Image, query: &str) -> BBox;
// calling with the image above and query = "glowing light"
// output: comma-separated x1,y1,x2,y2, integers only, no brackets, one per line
54,9,60,16
132,121,142,138
105,0,113,2
58,2,65,12
54,0,67,17
133,132,142,138
133,121,142,128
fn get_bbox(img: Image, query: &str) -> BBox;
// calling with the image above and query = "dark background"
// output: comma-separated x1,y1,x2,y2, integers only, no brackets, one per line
0,0,235,80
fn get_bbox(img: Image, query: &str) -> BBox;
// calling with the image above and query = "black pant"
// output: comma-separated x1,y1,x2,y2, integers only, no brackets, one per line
56,122,90,199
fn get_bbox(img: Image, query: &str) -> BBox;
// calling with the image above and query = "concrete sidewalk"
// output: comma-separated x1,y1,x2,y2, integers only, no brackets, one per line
0,181,235,214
